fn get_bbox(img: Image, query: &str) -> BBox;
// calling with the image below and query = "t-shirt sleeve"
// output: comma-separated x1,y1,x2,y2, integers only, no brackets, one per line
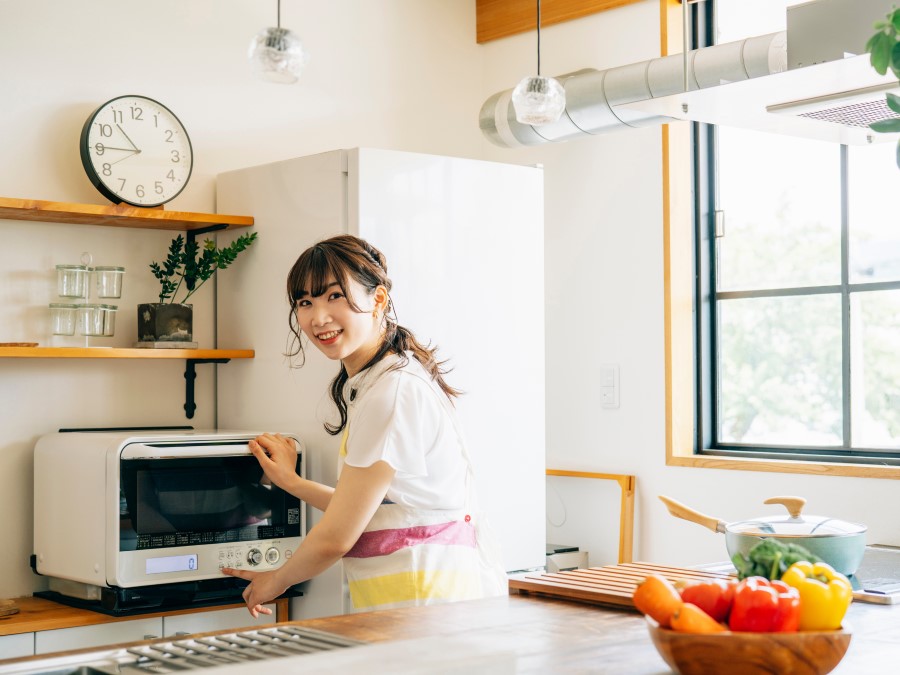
343,372,439,477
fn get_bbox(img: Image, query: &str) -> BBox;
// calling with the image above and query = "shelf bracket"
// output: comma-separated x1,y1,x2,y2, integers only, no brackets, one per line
184,358,229,419
185,224,228,291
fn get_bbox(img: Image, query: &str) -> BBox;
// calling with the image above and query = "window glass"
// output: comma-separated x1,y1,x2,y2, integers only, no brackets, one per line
848,143,900,283
717,128,841,291
851,290,900,447
717,295,843,446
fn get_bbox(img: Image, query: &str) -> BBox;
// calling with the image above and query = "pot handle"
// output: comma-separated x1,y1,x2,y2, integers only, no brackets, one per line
763,496,806,519
658,495,726,534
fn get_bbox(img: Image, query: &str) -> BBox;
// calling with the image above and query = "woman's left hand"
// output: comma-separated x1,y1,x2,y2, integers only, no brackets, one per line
222,567,288,617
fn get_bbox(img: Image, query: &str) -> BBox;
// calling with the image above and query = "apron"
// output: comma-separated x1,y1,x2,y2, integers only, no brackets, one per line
339,360,508,612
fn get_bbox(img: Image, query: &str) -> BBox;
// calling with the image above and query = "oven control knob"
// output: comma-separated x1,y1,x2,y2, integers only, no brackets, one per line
265,547,280,564
247,548,263,566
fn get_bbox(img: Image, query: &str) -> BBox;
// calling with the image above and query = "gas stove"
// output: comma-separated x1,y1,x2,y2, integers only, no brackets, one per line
0,626,365,674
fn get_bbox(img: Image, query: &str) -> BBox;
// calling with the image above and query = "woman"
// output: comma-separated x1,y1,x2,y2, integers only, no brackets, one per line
223,234,506,617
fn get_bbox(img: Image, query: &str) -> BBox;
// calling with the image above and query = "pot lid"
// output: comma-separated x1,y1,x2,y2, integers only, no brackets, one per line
726,496,866,538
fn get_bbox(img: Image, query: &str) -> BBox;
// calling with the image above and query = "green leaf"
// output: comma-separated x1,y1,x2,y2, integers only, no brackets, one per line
892,9,900,33
869,31,894,75
870,118,900,133
891,41,900,79
886,92,900,115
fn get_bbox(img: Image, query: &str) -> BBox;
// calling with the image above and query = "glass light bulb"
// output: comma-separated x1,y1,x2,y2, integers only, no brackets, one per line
248,27,308,84
511,76,566,125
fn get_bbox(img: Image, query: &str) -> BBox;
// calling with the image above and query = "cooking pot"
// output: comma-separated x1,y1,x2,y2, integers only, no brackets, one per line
658,495,867,577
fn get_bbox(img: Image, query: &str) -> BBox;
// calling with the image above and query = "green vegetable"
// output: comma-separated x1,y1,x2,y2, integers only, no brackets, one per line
731,539,821,581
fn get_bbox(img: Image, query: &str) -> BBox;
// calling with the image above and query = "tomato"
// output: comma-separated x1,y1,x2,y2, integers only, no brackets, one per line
679,579,736,623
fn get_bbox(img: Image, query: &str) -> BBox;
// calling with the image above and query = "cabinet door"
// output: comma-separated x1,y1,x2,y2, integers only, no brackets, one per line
35,618,163,654
0,632,34,659
162,605,276,637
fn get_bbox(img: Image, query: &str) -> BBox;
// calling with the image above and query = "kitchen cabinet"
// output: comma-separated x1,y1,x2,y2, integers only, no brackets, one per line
161,604,276,637
0,196,256,417
0,596,291,660
34,618,163,654
0,632,34,659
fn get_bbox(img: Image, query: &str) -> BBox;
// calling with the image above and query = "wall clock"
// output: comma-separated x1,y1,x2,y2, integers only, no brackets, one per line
79,95,193,208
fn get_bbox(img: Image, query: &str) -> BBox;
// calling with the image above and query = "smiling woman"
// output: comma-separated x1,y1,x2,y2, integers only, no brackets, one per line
222,234,508,616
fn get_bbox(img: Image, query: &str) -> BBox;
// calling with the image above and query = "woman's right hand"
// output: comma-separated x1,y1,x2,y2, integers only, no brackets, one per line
250,433,301,491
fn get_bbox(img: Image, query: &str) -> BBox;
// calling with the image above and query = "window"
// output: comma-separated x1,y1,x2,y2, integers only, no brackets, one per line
696,1,900,462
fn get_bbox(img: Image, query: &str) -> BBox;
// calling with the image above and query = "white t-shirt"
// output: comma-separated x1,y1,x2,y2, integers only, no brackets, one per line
340,353,468,511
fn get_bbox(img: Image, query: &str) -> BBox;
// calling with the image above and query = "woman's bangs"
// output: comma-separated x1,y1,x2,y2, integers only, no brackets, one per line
288,246,347,304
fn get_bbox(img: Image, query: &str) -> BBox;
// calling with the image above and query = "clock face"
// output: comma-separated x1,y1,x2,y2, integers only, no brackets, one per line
79,95,193,207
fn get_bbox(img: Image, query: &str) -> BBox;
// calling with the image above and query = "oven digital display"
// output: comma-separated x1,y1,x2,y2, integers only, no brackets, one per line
146,554,198,574
119,454,302,552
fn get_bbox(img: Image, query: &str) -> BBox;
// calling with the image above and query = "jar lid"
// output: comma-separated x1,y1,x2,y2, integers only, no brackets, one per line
99,304,118,311
56,264,88,271
79,303,102,310
49,303,80,309
94,266,125,272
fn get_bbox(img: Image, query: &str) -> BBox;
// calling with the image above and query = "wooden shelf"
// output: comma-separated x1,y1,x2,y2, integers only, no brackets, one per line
0,347,254,359
0,347,254,418
0,196,254,232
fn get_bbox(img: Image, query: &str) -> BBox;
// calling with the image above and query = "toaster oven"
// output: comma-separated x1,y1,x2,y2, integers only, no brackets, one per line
33,430,305,610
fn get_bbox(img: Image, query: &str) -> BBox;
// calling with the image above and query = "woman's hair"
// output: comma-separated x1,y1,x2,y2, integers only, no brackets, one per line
286,234,460,435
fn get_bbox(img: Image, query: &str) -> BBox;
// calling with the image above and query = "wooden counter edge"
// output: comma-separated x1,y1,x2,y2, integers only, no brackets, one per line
0,596,288,636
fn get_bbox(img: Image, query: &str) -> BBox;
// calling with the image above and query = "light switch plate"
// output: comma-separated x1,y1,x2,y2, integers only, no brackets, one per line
599,364,619,409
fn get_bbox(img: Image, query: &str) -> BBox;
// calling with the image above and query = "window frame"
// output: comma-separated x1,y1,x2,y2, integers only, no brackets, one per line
660,0,900,480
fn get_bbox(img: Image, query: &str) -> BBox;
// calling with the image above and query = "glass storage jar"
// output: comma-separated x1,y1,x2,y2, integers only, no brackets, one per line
56,264,89,298
94,266,125,299
78,303,117,337
49,303,79,335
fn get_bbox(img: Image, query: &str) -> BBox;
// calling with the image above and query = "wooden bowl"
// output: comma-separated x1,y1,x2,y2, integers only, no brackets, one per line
646,618,852,675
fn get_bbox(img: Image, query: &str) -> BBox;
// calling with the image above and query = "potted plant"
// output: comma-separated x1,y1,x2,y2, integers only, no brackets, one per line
137,232,258,346
866,7,900,168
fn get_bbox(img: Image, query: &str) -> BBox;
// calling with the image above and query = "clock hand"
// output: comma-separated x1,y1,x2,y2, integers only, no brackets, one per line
99,146,139,153
116,124,142,153
109,152,138,166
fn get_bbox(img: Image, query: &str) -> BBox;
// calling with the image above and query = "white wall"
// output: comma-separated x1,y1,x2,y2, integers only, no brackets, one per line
3,0,896,605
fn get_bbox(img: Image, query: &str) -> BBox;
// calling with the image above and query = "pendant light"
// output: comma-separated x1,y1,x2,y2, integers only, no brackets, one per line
511,0,566,125
248,0,308,84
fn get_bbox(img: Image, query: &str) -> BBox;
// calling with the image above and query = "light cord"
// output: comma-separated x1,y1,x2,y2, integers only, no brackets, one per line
536,0,542,76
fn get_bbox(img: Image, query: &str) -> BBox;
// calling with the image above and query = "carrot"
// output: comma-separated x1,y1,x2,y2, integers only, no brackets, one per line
632,574,684,628
670,602,729,634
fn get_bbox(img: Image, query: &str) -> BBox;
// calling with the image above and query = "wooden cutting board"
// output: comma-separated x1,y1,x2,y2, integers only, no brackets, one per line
509,562,735,609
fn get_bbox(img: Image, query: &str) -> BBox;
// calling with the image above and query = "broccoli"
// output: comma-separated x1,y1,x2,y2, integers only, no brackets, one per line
731,538,822,580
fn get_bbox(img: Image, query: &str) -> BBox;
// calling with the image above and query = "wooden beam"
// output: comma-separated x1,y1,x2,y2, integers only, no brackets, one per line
476,0,643,43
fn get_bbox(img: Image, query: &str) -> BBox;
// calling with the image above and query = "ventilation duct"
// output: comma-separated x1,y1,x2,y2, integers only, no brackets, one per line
481,0,900,148
480,32,788,149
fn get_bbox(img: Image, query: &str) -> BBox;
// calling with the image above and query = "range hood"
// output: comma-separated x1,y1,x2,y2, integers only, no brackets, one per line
480,0,900,148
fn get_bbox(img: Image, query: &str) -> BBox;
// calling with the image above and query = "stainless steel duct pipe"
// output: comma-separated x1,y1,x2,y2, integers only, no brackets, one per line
479,32,787,148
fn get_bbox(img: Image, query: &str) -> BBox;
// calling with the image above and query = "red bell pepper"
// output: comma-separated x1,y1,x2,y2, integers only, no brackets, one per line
729,576,800,633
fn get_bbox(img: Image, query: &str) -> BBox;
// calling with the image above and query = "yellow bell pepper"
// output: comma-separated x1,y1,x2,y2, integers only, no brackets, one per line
781,561,852,631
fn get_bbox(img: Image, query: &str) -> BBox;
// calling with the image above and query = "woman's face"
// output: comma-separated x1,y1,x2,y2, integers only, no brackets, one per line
294,275,385,376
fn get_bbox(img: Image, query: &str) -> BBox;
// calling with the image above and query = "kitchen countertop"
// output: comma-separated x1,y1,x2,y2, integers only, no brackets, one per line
2,592,899,673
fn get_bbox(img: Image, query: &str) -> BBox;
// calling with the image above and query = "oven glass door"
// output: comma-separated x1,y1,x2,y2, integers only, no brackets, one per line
119,454,302,552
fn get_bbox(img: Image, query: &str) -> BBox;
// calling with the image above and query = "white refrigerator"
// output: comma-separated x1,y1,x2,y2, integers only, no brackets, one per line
215,148,545,619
